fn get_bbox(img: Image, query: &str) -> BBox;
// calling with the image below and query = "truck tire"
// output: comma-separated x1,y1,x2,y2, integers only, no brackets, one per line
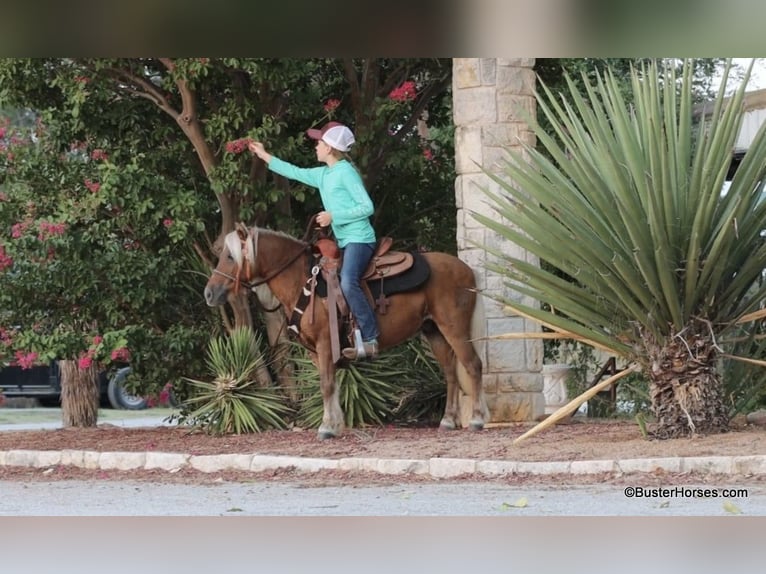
107,367,148,410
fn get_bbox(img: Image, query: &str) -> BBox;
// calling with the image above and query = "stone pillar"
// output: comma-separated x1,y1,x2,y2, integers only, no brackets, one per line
452,58,545,424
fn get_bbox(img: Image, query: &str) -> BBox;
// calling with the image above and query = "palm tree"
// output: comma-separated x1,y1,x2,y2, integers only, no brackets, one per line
474,59,766,438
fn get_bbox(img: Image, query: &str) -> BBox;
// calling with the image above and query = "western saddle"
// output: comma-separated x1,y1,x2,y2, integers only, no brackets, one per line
309,235,414,363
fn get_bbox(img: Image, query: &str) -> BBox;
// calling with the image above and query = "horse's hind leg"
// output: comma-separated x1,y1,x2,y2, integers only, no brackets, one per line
421,321,460,430
431,319,486,430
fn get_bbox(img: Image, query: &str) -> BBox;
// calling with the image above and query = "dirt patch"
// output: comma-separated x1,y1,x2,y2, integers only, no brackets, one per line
1,417,764,460
1,417,766,487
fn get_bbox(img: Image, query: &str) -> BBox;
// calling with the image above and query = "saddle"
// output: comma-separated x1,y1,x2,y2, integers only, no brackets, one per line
306,236,415,363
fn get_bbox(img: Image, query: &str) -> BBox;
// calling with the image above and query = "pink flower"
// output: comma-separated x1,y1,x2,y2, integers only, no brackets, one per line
163,218,174,228
225,138,253,154
90,149,108,161
74,76,90,84
423,148,434,161
323,98,341,113
93,335,103,345
14,350,39,370
84,179,101,193
0,245,12,270
0,192,9,201
37,221,67,241
389,80,417,103
11,222,30,239
111,347,131,362
159,388,171,405
78,356,93,370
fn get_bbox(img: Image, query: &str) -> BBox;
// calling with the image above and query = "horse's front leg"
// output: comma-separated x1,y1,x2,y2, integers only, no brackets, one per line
313,343,344,440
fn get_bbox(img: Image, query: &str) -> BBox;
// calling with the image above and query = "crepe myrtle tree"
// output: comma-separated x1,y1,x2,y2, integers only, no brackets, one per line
476,59,766,439
0,111,213,426
0,59,458,421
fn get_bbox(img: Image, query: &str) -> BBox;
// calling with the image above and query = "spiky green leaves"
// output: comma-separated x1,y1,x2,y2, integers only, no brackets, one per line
475,59,766,363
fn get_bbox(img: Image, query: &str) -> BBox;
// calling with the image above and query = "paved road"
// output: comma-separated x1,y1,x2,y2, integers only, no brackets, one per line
1,480,762,516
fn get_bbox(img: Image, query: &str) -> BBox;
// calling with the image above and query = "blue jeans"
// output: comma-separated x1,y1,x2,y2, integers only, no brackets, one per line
340,242,379,342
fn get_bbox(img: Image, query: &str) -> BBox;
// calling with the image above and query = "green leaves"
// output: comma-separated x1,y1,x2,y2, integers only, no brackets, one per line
180,328,291,435
479,59,766,364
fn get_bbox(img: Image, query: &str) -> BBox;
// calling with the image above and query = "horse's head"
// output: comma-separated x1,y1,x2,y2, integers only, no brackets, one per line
204,224,258,307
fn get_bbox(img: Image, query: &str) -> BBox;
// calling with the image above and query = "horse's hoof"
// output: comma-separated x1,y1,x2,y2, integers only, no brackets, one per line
469,420,485,431
439,420,457,431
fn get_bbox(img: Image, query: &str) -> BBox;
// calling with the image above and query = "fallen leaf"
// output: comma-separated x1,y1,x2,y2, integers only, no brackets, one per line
723,500,742,515
659,500,670,508
500,497,528,510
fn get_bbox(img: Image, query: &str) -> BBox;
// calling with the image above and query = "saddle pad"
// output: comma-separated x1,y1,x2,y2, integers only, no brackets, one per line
315,251,430,299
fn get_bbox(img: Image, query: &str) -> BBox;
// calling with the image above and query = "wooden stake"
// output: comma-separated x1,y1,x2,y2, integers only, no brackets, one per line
513,364,639,444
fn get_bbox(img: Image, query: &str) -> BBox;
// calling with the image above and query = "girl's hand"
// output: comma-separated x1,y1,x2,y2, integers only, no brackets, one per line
316,211,333,227
248,141,271,162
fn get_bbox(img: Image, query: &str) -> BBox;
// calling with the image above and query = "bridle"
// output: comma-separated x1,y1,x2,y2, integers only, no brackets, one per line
212,219,323,312
212,231,310,312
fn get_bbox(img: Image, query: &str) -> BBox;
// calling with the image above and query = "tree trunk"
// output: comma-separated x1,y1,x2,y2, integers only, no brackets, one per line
60,359,100,428
254,283,297,403
647,329,729,438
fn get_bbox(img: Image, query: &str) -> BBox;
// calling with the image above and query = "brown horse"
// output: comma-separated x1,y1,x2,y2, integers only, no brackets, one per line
204,224,487,439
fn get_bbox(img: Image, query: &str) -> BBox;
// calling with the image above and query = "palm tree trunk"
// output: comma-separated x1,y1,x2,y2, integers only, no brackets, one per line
647,329,729,438
60,359,100,427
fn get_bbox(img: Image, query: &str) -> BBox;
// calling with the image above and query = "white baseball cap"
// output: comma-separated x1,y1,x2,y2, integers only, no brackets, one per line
306,121,356,152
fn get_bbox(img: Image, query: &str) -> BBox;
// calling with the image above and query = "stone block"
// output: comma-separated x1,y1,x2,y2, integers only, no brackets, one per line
515,461,571,475
498,373,544,393
496,67,536,96
732,455,766,475
99,452,146,470
61,450,101,469
570,459,617,474
497,58,535,68
377,458,429,475
189,453,253,472
480,58,497,85
488,391,544,422
453,59,481,89
338,457,379,472
476,460,517,476
145,452,190,471
680,456,733,474
429,458,477,478
453,87,497,125
5,449,61,468
617,457,682,474
497,95,536,123
455,126,484,174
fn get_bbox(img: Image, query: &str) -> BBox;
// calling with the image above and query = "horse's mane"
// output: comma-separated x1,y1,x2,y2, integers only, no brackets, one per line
224,225,304,269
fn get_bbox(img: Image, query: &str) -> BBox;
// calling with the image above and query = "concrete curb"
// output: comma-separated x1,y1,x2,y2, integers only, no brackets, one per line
2,450,766,478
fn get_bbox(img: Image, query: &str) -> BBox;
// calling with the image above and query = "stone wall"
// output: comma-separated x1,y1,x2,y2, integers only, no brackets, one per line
452,58,545,423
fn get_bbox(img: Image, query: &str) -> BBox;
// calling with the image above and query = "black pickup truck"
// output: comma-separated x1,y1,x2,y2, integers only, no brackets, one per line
0,361,147,410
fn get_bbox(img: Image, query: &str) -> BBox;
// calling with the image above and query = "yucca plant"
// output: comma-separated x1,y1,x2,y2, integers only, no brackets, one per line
474,58,766,438
292,342,404,429
389,338,447,425
179,327,291,435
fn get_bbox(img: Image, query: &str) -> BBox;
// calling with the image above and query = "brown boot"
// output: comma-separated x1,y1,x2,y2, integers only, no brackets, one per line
341,340,379,360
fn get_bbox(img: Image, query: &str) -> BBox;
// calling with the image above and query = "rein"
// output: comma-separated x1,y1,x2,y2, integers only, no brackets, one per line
213,243,309,311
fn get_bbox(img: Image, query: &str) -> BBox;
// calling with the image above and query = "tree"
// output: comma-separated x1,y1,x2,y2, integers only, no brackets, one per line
0,59,458,424
0,99,215,425
474,59,766,438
